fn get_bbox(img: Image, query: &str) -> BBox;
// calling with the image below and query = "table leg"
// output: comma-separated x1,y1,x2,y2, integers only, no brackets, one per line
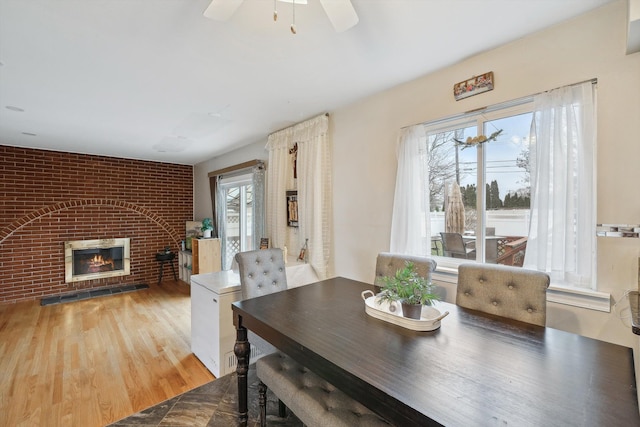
157,261,164,285
234,325,250,425
170,260,178,281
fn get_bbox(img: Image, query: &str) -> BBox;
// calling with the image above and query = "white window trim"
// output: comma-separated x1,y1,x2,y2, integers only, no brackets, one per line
546,284,610,312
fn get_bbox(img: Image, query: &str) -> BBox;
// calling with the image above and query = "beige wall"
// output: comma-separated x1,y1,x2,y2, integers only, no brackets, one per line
196,0,640,347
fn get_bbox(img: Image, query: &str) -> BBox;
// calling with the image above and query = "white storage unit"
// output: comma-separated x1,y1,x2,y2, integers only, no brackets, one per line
190,262,319,377
190,270,262,377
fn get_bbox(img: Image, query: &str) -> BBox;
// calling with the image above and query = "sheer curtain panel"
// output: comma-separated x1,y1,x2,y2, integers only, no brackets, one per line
266,114,332,279
296,115,332,279
390,125,430,255
523,81,596,288
265,136,292,251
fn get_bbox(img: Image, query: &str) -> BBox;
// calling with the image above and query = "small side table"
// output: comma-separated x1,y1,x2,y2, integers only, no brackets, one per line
155,251,177,284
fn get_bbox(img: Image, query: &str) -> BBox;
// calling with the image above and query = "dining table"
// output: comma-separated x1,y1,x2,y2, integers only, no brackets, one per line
232,277,639,426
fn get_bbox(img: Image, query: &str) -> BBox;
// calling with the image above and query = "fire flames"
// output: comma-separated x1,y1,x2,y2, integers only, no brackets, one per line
87,254,115,272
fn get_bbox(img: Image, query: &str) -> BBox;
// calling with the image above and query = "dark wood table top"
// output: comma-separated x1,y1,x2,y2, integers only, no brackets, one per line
232,277,639,426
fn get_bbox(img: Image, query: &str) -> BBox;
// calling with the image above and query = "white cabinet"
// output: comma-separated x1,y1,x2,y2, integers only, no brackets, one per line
190,270,261,377
190,263,319,377
190,278,220,375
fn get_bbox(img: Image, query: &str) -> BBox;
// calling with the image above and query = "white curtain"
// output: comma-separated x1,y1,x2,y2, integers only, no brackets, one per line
266,134,293,251
297,115,331,279
523,81,596,288
266,114,332,279
390,125,430,255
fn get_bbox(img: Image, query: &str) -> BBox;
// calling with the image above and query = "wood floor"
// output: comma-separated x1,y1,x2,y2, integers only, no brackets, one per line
0,279,214,427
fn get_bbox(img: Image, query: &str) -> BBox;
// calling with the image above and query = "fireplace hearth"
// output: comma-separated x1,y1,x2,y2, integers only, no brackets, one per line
64,238,130,283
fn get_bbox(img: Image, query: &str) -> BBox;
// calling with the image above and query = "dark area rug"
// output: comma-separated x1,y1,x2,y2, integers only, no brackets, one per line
40,283,149,306
108,364,302,427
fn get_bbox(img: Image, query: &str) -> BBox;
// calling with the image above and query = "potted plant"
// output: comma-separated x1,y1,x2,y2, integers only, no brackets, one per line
201,218,214,238
377,261,440,319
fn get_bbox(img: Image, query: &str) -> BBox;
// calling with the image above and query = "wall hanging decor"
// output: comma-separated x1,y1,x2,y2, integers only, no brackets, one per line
454,71,494,101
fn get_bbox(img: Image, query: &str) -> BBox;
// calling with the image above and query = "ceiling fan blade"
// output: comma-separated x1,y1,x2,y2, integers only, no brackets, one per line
203,0,244,21
319,0,359,32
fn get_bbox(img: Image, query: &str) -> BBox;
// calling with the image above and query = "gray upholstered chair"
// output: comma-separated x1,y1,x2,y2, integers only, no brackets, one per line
234,248,288,300
456,263,550,326
235,248,289,422
374,252,437,292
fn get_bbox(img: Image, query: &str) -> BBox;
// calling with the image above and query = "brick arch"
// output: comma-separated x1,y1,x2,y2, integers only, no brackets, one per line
0,199,181,245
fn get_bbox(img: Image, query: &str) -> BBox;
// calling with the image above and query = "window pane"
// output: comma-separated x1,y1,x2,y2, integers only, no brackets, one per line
427,110,533,268
225,187,240,268
427,124,477,262
224,183,255,268
484,112,532,267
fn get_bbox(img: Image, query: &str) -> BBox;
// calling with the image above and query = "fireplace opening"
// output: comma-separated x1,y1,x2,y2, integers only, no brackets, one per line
65,238,130,283
73,247,122,276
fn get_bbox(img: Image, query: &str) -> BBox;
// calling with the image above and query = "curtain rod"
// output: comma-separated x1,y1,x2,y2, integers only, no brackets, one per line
269,112,329,136
208,159,264,178
401,78,597,130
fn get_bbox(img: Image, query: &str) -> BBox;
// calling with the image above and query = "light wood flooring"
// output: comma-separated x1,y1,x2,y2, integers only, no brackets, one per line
0,279,214,427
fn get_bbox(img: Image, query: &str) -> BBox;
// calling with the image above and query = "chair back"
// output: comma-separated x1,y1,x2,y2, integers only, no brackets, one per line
375,252,437,290
456,263,550,326
440,232,470,258
234,248,288,300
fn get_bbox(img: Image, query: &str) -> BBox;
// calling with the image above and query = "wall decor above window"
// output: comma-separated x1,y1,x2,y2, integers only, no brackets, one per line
454,71,494,101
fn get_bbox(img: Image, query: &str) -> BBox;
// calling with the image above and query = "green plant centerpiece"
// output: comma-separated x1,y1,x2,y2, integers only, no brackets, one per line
201,218,214,238
377,261,440,319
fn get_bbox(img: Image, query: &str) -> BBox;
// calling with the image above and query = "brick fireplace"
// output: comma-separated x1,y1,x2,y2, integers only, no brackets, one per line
0,146,193,304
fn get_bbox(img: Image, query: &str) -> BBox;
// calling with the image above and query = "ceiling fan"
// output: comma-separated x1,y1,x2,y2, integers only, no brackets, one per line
203,0,359,33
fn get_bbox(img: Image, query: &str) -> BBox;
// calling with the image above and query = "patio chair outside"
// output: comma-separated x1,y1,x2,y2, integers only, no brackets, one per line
440,232,475,259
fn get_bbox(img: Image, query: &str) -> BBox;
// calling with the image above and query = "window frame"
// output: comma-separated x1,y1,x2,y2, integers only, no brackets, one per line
422,100,607,310
425,102,534,270
218,173,254,269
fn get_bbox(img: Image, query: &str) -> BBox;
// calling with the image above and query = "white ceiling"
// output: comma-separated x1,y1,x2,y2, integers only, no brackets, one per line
0,0,615,165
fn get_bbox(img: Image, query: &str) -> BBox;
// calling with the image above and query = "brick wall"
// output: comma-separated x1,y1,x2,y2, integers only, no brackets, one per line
0,145,194,304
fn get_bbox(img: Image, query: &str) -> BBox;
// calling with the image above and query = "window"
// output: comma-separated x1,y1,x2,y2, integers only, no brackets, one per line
426,104,533,268
210,161,266,271
218,173,254,269
392,81,597,290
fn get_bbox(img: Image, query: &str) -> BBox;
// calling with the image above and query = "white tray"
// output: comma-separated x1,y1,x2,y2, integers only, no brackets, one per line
361,290,449,331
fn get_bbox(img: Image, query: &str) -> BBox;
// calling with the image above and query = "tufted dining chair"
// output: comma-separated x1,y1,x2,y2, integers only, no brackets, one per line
234,248,288,361
456,263,550,326
374,252,437,293
234,248,289,421
234,248,288,300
